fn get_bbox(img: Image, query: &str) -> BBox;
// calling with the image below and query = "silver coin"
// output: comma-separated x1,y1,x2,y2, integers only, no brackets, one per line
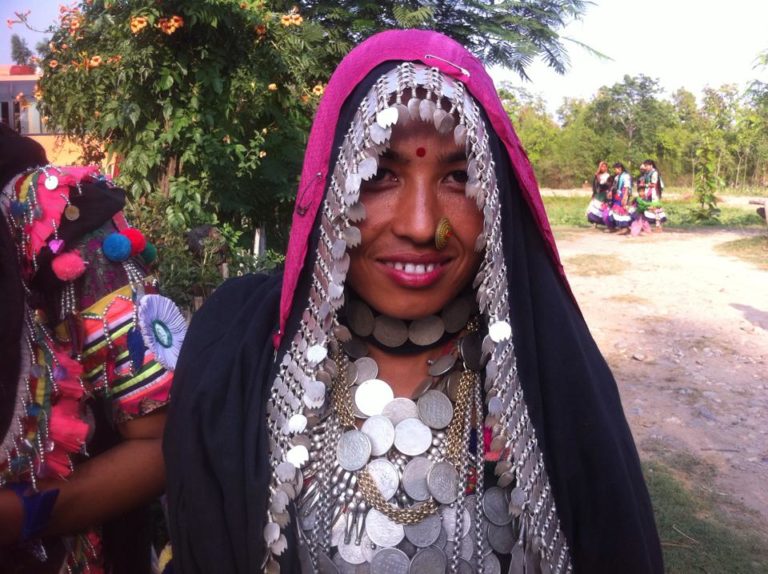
445,372,462,401
347,300,375,337
408,315,444,346
337,532,371,566
456,558,473,574
337,429,372,471
366,458,400,500
394,418,432,456
361,415,396,456
458,532,474,561
434,526,448,549
331,553,365,574
356,379,394,417
487,523,515,554
365,508,404,548
483,553,502,574
427,354,456,377
408,546,447,574
426,461,459,504
459,332,483,371
371,547,409,574
403,513,441,548
346,362,360,386
333,324,353,343
411,377,434,398
398,538,418,558
344,337,369,359
441,297,472,333
508,487,526,517
482,487,512,526
401,456,432,501
382,398,419,426
373,316,409,348
355,357,379,383
440,506,471,541
417,390,454,430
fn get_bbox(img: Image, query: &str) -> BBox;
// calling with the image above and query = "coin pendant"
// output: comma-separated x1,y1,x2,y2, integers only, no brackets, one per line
442,297,473,333
64,205,80,221
459,332,483,371
482,486,513,526
346,300,374,337
373,315,408,348
408,315,444,346
355,379,393,417
393,418,432,456
403,513,442,547
337,429,371,471
354,356,378,383
487,522,516,554
426,460,459,504
409,546,447,574
508,486,527,517
417,390,454,430
370,547,409,574
365,457,400,500
361,415,395,456
401,456,432,501
365,508,404,548
381,397,419,426
44,175,59,190
427,354,456,377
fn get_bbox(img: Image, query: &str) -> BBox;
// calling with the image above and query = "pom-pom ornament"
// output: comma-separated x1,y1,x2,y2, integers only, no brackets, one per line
51,252,86,281
121,228,147,256
102,233,131,262
140,242,157,265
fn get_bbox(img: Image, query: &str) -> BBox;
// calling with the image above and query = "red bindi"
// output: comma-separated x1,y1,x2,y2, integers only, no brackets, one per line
416,147,426,157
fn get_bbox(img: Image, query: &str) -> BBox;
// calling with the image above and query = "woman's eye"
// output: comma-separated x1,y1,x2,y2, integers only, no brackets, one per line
446,170,468,184
369,168,397,183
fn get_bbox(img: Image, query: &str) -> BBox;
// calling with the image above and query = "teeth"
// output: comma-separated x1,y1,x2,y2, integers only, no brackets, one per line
386,262,439,274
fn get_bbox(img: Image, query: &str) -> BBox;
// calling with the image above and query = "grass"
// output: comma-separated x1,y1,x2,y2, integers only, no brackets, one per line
715,235,768,270
563,253,624,276
542,196,766,228
643,458,768,573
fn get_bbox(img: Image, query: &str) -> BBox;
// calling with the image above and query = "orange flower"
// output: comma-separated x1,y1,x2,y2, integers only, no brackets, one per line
290,14,303,25
268,83,278,92
69,18,81,30
108,55,123,64
280,14,291,26
130,16,148,34
259,151,267,158
89,55,102,67
255,24,266,37
49,59,59,69
312,84,324,96
33,85,43,100
170,15,184,28
300,94,309,104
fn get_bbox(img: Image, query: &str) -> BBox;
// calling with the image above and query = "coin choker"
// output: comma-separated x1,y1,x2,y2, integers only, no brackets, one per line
343,294,476,354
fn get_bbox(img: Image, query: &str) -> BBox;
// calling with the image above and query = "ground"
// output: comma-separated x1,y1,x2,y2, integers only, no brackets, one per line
553,212,768,541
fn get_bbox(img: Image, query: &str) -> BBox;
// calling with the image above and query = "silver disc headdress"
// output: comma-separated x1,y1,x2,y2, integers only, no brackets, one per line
263,63,572,573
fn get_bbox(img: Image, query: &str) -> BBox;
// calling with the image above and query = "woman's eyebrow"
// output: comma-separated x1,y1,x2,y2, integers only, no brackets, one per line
438,150,467,164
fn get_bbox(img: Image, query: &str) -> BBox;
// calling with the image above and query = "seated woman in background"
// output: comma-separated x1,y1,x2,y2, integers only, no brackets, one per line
164,30,663,574
0,125,185,573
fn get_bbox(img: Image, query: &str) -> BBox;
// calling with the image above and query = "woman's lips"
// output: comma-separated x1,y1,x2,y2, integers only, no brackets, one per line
377,258,448,288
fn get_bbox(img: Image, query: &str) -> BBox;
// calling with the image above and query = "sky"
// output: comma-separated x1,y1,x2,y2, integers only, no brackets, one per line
2,0,768,116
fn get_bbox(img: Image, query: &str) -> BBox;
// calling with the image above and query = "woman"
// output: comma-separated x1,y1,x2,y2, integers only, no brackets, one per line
164,31,662,573
608,162,633,233
640,159,667,231
586,161,611,227
0,125,184,573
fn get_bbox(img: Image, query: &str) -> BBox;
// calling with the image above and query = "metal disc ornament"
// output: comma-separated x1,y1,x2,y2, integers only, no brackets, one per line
44,175,59,190
401,456,432,501
373,315,409,348
361,415,396,456
403,513,442,548
370,548,409,574
337,429,372,471
394,418,432,456
409,546,447,574
482,486,513,526
366,458,400,500
64,205,80,221
426,460,459,504
365,508,404,548
408,315,444,346
355,379,394,417
417,390,454,430
381,397,419,426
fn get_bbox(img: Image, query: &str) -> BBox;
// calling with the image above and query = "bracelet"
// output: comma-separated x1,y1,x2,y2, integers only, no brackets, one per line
8,483,60,541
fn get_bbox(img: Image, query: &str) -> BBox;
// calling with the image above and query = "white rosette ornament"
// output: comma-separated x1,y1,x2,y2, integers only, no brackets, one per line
137,294,187,370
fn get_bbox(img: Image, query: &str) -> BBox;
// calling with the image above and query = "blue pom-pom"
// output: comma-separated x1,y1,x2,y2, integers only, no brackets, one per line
126,327,147,372
10,200,26,217
102,233,131,262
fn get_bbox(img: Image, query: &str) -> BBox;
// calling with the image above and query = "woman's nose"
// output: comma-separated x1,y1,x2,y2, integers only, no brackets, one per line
390,176,439,246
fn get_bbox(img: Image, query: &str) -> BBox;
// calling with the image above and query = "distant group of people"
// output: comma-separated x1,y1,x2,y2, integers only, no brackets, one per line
586,159,667,235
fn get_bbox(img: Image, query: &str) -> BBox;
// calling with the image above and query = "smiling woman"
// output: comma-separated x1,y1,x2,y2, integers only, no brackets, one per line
164,30,663,574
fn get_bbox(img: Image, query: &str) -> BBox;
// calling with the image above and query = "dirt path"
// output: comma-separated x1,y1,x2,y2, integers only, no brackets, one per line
556,226,768,532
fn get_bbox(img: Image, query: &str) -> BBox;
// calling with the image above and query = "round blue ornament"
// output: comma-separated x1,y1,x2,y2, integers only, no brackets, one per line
103,233,132,262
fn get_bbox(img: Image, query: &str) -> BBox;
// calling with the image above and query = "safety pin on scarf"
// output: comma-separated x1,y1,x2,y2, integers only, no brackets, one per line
423,54,471,78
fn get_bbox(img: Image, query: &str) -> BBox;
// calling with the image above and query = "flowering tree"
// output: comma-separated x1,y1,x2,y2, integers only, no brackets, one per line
33,0,329,240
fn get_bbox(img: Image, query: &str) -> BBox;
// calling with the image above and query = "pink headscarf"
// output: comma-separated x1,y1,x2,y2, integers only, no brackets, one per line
276,30,565,348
